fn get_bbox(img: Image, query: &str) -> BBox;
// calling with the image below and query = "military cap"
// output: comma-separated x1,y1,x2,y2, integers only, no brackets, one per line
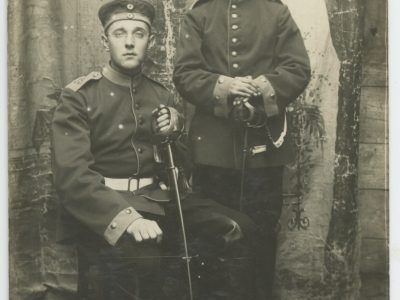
98,0,155,31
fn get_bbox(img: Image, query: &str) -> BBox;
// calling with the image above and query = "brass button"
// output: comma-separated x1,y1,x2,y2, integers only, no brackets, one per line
110,222,117,229
232,25,239,30
232,37,238,43
127,4,134,10
233,63,239,69
126,208,132,214
232,13,238,18
127,13,134,19
185,34,190,39
118,124,124,130
218,78,224,84
110,91,115,97
231,51,238,56
232,4,237,9
137,147,143,154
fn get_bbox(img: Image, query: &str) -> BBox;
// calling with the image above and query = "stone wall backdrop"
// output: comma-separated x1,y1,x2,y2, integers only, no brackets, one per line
8,0,388,299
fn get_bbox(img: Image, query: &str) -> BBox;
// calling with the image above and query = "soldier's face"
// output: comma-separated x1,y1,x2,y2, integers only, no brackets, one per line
102,19,153,74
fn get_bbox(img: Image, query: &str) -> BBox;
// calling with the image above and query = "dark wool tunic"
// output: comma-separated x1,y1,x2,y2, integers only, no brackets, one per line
173,0,311,169
52,65,174,245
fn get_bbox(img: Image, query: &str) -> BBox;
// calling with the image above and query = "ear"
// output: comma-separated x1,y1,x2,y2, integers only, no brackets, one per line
101,33,110,52
147,34,156,51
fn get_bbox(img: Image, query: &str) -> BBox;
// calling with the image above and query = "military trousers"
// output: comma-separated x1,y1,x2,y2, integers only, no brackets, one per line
75,193,258,300
193,165,284,300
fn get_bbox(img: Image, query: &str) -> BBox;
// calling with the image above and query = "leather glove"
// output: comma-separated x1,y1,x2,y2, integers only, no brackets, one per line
151,104,183,143
230,97,254,123
230,97,266,127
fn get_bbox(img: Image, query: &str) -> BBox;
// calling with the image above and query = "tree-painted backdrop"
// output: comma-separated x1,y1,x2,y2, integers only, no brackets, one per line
8,0,387,299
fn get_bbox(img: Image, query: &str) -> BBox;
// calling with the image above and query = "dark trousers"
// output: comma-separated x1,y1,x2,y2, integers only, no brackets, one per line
193,165,284,299
76,193,258,300
77,231,164,300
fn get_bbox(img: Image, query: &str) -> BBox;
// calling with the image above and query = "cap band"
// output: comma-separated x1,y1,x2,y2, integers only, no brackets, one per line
103,12,151,31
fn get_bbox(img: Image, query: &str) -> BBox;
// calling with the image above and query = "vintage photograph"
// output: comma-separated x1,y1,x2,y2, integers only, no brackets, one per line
8,0,388,299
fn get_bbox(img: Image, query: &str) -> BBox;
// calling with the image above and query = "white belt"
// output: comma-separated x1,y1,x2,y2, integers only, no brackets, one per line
104,177,154,192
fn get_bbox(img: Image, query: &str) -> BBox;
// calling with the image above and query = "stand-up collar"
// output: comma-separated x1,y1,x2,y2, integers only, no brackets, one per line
102,63,143,88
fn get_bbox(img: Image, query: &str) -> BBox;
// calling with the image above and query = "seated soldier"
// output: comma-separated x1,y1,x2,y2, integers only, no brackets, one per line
52,1,258,299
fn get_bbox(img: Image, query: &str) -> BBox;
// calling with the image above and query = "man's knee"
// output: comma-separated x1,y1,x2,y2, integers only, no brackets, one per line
220,217,244,244
191,214,247,247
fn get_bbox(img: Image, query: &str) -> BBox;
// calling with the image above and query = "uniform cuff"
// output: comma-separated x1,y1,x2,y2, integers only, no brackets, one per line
254,75,279,117
213,75,234,118
104,206,143,246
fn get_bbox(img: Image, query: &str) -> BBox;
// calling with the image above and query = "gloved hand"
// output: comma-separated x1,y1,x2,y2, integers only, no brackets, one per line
151,104,183,143
230,97,254,123
230,97,266,127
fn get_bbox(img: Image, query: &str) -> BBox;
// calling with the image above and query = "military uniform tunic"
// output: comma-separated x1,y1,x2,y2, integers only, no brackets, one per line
53,64,260,299
173,0,311,169
52,65,175,246
173,1,311,298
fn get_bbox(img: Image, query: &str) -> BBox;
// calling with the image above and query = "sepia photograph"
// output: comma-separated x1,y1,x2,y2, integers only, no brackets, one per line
8,0,389,299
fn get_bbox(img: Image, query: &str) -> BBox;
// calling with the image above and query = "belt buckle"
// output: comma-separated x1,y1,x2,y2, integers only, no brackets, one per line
128,177,140,192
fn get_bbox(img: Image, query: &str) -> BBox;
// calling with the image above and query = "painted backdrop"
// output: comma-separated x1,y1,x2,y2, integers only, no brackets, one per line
8,0,370,299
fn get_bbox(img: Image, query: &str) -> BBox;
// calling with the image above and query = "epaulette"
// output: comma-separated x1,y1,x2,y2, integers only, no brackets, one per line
190,0,211,9
66,71,103,92
143,74,169,91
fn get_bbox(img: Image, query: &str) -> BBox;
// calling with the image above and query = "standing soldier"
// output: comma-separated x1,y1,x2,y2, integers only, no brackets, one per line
173,0,311,298
52,0,257,299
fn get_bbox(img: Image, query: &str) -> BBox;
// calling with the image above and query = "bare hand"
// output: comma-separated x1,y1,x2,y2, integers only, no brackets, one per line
228,77,260,98
126,218,163,243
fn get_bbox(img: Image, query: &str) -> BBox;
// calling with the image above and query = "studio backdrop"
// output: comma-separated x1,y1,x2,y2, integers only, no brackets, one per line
9,0,387,299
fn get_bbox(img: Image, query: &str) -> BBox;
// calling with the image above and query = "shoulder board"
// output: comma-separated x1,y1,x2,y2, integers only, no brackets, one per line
190,0,211,9
142,74,169,91
66,71,103,92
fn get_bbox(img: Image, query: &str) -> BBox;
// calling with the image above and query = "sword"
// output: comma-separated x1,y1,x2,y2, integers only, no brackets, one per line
165,142,194,300
152,105,194,300
239,127,248,212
